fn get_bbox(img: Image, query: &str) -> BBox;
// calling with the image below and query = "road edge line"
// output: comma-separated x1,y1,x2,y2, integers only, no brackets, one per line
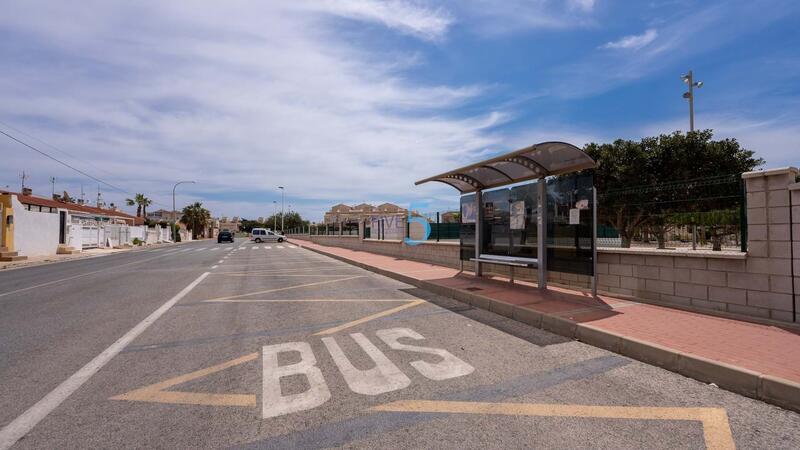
296,241,800,414
0,272,210,450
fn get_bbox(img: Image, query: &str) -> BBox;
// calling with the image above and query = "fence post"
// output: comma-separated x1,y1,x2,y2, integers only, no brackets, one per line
436,212,440,242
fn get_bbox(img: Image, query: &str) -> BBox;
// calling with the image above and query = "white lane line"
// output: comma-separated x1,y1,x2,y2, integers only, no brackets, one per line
211,265,218,269
277,245,285,249
288,245,296,249
265,246,272,249
0,272,210,450
0,251,187,299
210,248,219,251
253,246,259,250
218,260,224,264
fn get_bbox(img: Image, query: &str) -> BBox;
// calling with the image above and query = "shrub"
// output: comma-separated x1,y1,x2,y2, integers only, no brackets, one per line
132,237,143,246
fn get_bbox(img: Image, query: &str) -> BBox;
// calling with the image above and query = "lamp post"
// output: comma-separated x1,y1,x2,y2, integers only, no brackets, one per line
681,70,703,132
278,186,285,233
172,180,196,241
272,200,277,231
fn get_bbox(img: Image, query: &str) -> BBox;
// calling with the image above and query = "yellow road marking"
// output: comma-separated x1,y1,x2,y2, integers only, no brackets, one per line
110,353,258,407
204,298,415,303
314,300,425,336
208,273,358,277
202,276,364,302
371,400,735,450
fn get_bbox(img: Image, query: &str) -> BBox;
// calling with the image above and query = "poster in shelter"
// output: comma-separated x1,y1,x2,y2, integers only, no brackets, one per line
510,200,525,230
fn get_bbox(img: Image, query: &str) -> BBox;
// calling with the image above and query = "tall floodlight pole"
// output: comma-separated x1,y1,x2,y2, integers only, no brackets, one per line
278,186,285,232
273,200,278,231
172,180,196,241
681,70,703,132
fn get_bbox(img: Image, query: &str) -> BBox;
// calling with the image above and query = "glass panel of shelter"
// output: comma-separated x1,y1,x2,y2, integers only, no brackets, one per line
459,173,595,278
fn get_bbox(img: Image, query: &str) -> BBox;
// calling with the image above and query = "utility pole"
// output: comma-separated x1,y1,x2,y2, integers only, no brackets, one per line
273,200,278,231
681,70,703,132
278,186,285,233
20,171,27,191
172,181,196,242
51,176,56,197
81,184,85,204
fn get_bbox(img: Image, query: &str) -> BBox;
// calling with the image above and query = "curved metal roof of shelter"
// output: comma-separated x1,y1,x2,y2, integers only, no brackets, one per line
415,141,596,193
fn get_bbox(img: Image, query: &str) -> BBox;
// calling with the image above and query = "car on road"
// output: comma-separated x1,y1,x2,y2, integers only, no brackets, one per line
251,227,284,243
217,230,234,243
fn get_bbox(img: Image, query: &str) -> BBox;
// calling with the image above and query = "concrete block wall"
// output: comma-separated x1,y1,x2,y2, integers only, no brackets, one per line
743,168,798,322
791,182,800,323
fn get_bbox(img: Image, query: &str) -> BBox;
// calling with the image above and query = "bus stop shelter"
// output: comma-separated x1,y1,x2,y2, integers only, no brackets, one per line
415,141,598,294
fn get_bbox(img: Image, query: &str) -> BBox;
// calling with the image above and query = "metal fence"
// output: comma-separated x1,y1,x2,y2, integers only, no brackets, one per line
597,174,746,252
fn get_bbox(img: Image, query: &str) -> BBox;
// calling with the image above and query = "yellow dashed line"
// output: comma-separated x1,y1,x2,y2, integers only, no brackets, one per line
371,400,735,450
313,300,425,336
110,353,258,407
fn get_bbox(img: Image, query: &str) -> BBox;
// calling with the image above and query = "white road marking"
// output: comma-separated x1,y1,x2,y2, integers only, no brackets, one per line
252,246,259,250
218,260,224,264
262,342,330,418
0,272,210,450
265,246,272,249
322,333,410,395
210,248,219,251
277,245,285,249
0,252,188,299
211,265,218,269
377,328,474,381
288,245,296,249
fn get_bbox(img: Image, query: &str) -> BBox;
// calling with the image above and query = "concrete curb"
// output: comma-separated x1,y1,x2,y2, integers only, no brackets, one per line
297,241,800,413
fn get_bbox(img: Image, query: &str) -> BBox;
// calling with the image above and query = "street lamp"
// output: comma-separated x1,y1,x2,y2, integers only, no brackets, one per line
278,186,285,233
681,70,703,132
172,180,196,241
272,200,278,231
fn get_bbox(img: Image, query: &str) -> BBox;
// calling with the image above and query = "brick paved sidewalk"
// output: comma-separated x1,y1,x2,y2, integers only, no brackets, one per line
295,239,800,410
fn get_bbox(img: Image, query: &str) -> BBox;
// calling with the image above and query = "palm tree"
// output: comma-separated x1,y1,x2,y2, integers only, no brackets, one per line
141,196,152,218
180,202,211,239
125,193,148,217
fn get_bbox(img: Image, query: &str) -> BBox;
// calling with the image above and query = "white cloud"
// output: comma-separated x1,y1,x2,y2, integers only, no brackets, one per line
568,0,596,12
602,29,658,50
292,0,453,40
451,0,598,35
0,1,499,221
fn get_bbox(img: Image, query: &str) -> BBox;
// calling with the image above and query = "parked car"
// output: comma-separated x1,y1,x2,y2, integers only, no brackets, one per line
250,228,284,243
217,230,234,243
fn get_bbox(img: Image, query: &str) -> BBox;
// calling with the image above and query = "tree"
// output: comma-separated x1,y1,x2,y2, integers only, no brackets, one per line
141,196,152,218
180,202,211,239
125,193,152,218
265,211,308,232
584,130,763,248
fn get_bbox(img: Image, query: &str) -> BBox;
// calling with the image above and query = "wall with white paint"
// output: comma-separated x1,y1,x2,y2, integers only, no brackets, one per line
11,195,61,256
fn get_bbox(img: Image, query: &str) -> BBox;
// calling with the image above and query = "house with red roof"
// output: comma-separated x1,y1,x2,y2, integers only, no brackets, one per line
1,188,146,258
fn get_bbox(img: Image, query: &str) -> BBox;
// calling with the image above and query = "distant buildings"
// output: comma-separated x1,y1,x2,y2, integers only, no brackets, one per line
323,202,406,224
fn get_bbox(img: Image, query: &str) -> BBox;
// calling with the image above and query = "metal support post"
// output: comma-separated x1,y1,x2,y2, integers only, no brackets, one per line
591,186,598,298
475,190,482,277
537,179,547,290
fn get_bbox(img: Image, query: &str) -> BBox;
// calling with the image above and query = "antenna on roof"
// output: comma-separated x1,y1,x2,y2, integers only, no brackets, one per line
51,176,56,196
20,170,27,190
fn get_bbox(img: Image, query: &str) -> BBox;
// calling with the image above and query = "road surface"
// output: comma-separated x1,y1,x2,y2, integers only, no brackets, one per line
1,239,799,449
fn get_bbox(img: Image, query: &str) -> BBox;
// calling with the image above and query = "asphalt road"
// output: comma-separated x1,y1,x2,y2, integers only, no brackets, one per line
1,239,799,449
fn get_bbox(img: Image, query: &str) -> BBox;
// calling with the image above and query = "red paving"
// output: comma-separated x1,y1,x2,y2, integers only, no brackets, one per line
297,240,800,384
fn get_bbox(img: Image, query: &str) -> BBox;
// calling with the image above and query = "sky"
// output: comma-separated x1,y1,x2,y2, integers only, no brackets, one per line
1,0,799,221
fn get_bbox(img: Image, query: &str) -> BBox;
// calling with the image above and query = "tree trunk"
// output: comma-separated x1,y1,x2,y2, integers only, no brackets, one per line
136,205,142,217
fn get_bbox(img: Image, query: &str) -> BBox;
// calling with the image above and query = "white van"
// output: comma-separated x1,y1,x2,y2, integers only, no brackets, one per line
250,228,284,243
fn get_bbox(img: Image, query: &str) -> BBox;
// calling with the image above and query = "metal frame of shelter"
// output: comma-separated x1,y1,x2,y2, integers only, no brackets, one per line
416,141,599,295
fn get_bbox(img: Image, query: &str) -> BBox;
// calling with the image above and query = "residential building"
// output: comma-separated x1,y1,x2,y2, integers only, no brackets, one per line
323,202,406,224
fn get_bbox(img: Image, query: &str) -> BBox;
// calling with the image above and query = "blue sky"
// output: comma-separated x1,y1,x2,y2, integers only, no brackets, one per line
1,0,799,221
